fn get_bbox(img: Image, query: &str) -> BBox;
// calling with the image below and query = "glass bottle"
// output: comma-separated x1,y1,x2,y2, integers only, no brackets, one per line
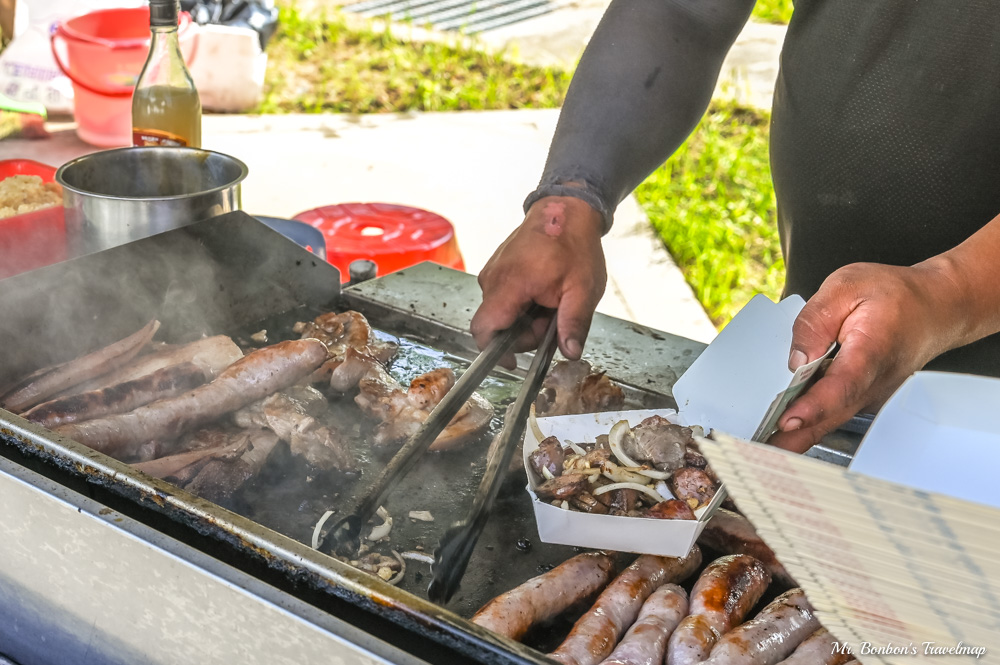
131,0,202,148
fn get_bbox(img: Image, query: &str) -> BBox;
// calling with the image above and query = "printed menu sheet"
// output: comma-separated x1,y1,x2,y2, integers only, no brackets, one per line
699,433,999,663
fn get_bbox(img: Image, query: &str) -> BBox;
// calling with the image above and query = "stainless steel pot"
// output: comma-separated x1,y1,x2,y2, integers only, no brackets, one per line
56,147,248,253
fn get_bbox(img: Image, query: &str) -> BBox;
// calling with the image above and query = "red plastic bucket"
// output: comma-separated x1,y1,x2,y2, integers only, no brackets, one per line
293,203,466,283
51,7,196,147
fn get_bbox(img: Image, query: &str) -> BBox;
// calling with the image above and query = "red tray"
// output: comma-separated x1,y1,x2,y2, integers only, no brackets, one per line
0,159,67,280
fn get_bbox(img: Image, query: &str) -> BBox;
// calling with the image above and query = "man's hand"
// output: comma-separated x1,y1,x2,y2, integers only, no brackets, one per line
471,196,607,367
769,261,965,453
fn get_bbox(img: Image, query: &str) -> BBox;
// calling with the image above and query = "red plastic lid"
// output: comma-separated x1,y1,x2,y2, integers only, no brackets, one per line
293,203,465,283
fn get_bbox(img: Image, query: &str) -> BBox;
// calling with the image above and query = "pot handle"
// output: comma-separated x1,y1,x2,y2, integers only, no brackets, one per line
50,26,136,98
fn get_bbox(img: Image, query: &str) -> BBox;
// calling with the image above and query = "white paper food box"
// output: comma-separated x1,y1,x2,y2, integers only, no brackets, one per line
850,371,1000,509
523,294,810,556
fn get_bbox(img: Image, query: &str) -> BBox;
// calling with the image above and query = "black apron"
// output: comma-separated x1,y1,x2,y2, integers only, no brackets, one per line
770,0,1000,375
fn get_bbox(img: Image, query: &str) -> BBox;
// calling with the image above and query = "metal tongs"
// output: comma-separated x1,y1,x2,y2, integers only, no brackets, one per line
428,315,558,603
320,305,554,560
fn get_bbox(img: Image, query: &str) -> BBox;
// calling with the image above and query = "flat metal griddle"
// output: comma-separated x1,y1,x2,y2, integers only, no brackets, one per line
0,211,862,663
0,211,682,664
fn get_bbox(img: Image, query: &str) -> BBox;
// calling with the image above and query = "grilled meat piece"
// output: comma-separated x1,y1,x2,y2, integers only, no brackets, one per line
529,436,566,478
550,549,702,665
684,445,709,470
669,467,718,508
55,339,327,461
356,365,493,451
133,429,254,485
471,552,616,641
300,311,397,382
3,319,160,413
623,416,690,472
646,499,697,520
535,473,591,501
570,493,609,514
25,361,209,429
606,488,639,515
234,386,352,472
185,429,281,504
535,360,625,416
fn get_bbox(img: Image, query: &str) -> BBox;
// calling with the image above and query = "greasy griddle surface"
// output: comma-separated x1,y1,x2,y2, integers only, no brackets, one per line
220,307,583,618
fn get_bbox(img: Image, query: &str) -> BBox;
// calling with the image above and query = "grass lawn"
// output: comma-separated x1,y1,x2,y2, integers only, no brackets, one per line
260,5,571,113
635,103,784,326
262,1,790,328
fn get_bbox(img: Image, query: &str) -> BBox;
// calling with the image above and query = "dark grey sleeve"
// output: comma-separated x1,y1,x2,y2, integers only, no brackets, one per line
524,0,758,233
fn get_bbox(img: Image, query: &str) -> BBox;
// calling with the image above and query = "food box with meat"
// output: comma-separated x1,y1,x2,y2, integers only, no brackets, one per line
524,294,815,556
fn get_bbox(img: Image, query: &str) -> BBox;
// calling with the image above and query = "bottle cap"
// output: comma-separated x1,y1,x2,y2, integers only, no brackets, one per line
348,259,378,284
149,0,179,26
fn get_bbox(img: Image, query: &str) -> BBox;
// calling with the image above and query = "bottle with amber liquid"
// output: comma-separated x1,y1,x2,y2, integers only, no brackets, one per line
132,0,201,148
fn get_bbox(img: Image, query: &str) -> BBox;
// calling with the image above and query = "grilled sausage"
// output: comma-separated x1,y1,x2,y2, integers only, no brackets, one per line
666,554,772,665
599,584,688,665
698,508,796,588
535,473,591,501
24,362,209,429
550,547,703,665
645,500,697,520
470,552,615,641
776,628,854,665
669,466,718,507
71,335,243,393
2,320,160,413
703,588,820,665
55,339,328,460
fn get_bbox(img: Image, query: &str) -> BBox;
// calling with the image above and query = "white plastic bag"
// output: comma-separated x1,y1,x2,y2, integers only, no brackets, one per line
0,0,144,114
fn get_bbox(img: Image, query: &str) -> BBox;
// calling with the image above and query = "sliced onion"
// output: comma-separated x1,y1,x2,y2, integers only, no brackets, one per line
541,466,555,480
311,509,335,550
367,506,393,541
634,468,671,480
655,480,673,499
408,510,434,522
593,481,666,504
566,441,588,457
602,465,651,485
400,550,435,565
608,420,642,468
387,550,406,586
528,405,546,444
560,500,570,510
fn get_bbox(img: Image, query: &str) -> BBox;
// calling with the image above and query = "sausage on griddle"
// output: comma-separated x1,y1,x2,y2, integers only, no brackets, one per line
702,588,820,665
698,508,796,588
2,319,160,413
599,583,688,665
470,551,615,641
776,628,854,665
24,362,209,429
666,554,771,665
549,547,703,665
55,339,328,460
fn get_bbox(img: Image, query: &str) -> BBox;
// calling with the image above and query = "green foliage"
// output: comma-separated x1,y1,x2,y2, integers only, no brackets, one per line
259,5,571,113
751,0,794,24
635,102,784,327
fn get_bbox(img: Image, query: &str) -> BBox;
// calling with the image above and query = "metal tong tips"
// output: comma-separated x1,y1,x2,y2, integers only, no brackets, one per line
428,315,558,603
319,305,544,557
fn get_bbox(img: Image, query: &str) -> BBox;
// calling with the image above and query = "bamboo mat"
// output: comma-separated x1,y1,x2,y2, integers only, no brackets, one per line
699,433,999,664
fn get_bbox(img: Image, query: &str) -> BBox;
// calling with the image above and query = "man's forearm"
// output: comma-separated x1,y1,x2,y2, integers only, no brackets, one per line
528,0,757,231
919,211,1000,352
